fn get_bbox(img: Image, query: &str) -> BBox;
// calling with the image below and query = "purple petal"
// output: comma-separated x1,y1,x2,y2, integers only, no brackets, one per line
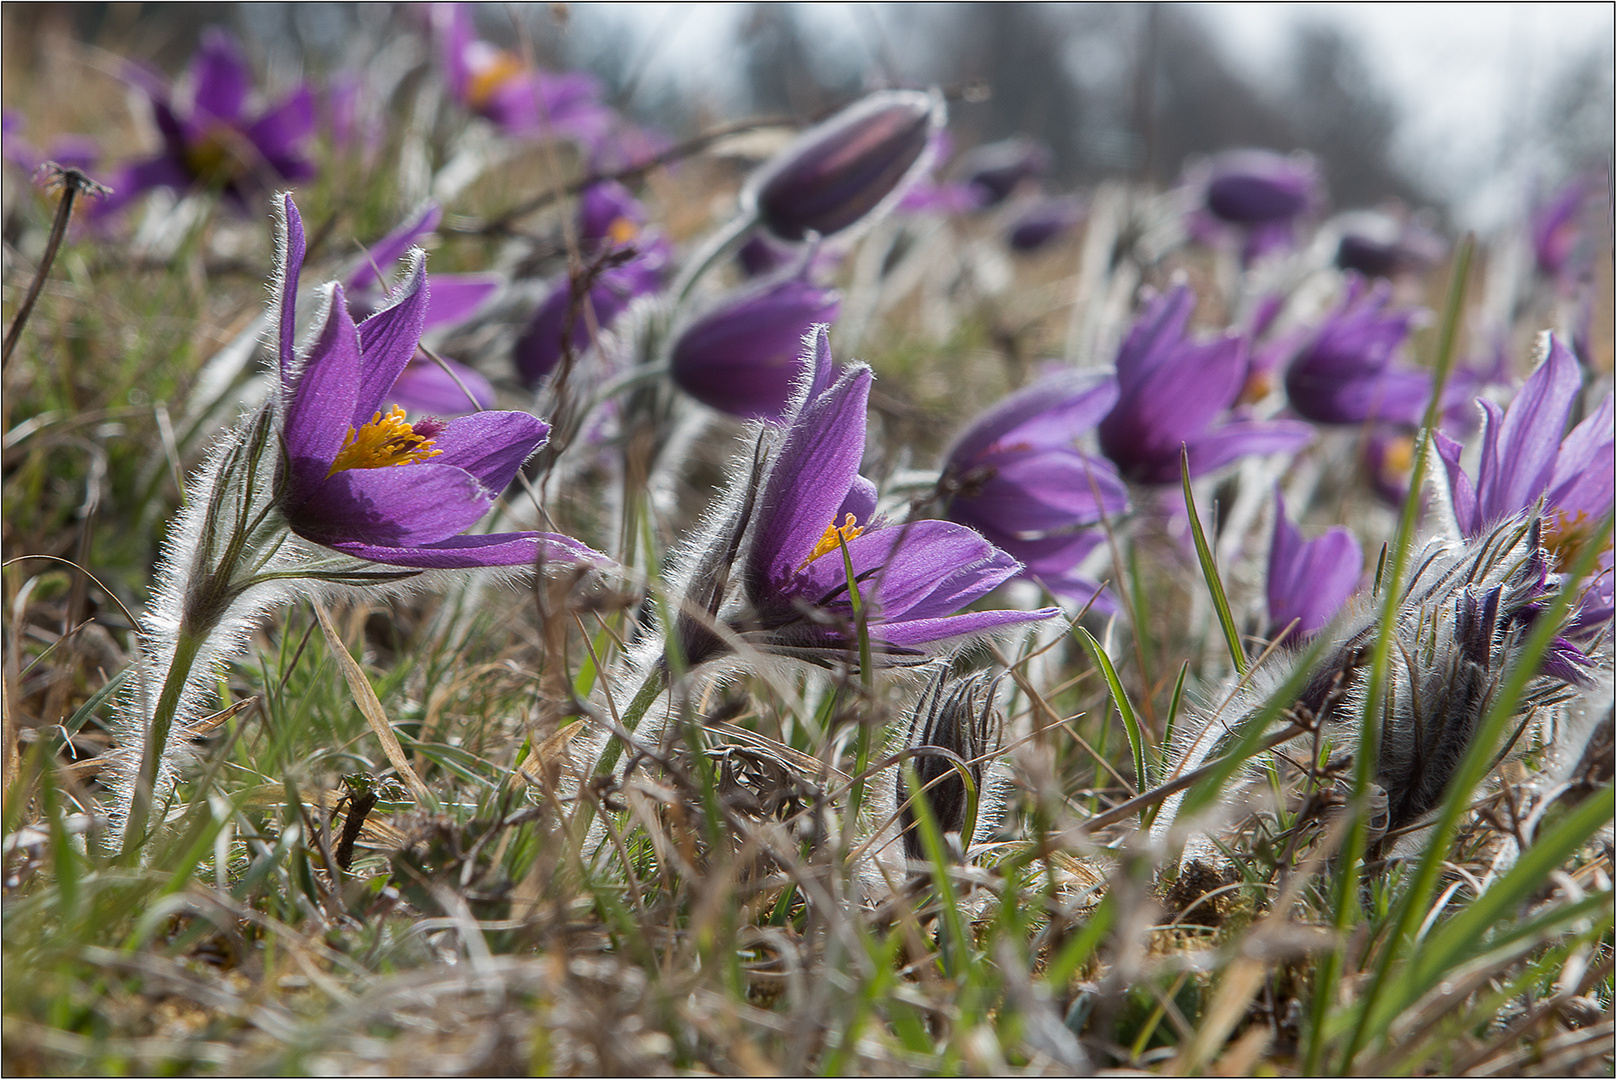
795,519,1016,623
962,449,1128,534
1180,419,1313,480
428,410,550,494
324,529,606,570
947,370,1118,465
878,607,1061,649
838,476,878,523
390,357,495,415
1114,286,1197,390
283,284,362,495
294,463,492,547
90,156,192,216
1480,336,1581,522
750,364,872,589
244,86,316,165
277,194,307,384
1548,393,1615,517
191,29,251,125
346,203,441,292
424,274,499,328
1268,491,1362,638
353,253,429,425
1433,428,1480,536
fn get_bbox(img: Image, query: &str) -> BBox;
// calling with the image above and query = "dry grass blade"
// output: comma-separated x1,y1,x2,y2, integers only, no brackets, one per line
312,601,431,802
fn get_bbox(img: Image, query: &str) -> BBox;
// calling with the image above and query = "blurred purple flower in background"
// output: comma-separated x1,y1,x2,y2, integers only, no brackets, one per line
670,275,842,420
1530,176,1596,286
272,195,600,570
1434,334,1614,624
1283,277,1448,427
744,89,944,242
1006,195,1086,252
1333,209,1447,279
942,370,1129,610
955,135,1052,207
513,182,670,387
1189,148,1322,264
344,204,500,414
1266,488,1363,640
677,329,1059,668
1098,285,1313,484
97,29,315,215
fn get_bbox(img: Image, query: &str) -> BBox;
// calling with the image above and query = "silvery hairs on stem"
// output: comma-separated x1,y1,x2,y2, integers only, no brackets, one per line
889,667,1011,863
1152,511,1599,863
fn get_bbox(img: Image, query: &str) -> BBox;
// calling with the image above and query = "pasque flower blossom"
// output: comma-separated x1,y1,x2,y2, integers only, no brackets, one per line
1435,334,1614,625
1266,489,1363,641
671,327,1059,669
274,194,601,569
669,272,842,420
513,182,670,387
941,370,1128,610
1097,285,1312,484
1283,277,1454,427
956,136,1052,207
97,28,315,215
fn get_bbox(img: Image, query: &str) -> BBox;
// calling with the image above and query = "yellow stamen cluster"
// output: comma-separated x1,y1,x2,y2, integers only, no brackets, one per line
1542,509,1613,572
1380,434,1415,477
800,513,865,570
466,52,525,109
327,406,443,477
606,216,639,246
183,132,237,184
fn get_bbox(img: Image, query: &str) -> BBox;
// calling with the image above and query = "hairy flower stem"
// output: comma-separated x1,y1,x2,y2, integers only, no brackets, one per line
669,211,757,305
117,628,206,862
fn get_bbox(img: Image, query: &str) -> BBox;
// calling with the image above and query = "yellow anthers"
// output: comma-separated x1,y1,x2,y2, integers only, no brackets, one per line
327,406,443,476
183,132,236,183
1543,509,1613,571
466,51,525,110
800,513,864,570
606,216,639,246
1380,434,1415,476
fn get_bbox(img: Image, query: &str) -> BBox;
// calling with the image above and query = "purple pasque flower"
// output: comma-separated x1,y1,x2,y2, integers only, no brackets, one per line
344,203,499,414
956,136,1052,207
674,328,1059,668
744,90,944,242
1267,488,1363,641
2,111,100,177
1434,334,1614,624
97,29,315,216
1202,149,1320,226
669,273,842,420
1333,209,1446,279
272,194,599,570
433,3,614,147
1283,276,1450,427
941,370,1128,611
1006,195,1085,252
512,182,670,387
1097,285,1313,484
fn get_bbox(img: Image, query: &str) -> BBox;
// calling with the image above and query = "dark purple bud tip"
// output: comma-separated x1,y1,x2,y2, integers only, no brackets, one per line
744,89,943,242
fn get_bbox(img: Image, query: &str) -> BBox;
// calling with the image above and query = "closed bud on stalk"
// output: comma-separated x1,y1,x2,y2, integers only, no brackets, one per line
744,89,944,242
896,670,1007,861
1202,149,1320,226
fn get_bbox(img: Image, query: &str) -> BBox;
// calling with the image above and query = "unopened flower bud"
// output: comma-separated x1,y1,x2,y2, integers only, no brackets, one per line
897,671,1006,861
744,89,944,242
1203,149,1320,226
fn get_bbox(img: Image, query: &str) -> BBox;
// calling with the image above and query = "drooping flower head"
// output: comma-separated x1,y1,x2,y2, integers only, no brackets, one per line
513,182,670,387
1434,334,1614,626
1187,148,1322,263
345,203,500,414
1097,285,1313,484
941,370,1128,611
1333,209,1447,279
743,90,944,243
1266,488,1363,641
273,194,601,570
671,327,1059,669
96,29,315,216
669,270,842,420
1006,195,1086,253
955,136,1052,208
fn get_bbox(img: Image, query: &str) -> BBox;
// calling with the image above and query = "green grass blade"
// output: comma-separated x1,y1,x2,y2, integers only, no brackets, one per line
1074,626,1147,808
1180,448,1245,676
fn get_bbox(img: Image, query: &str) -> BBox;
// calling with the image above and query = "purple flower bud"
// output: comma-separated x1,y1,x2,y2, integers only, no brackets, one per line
1334,210,1446,279
1203,149,1321,225
670,277,842,419
1267,488,1362,641
1006,195,1085,252
1283,278,1432,427
956,136,1052,207
743,89,944,242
